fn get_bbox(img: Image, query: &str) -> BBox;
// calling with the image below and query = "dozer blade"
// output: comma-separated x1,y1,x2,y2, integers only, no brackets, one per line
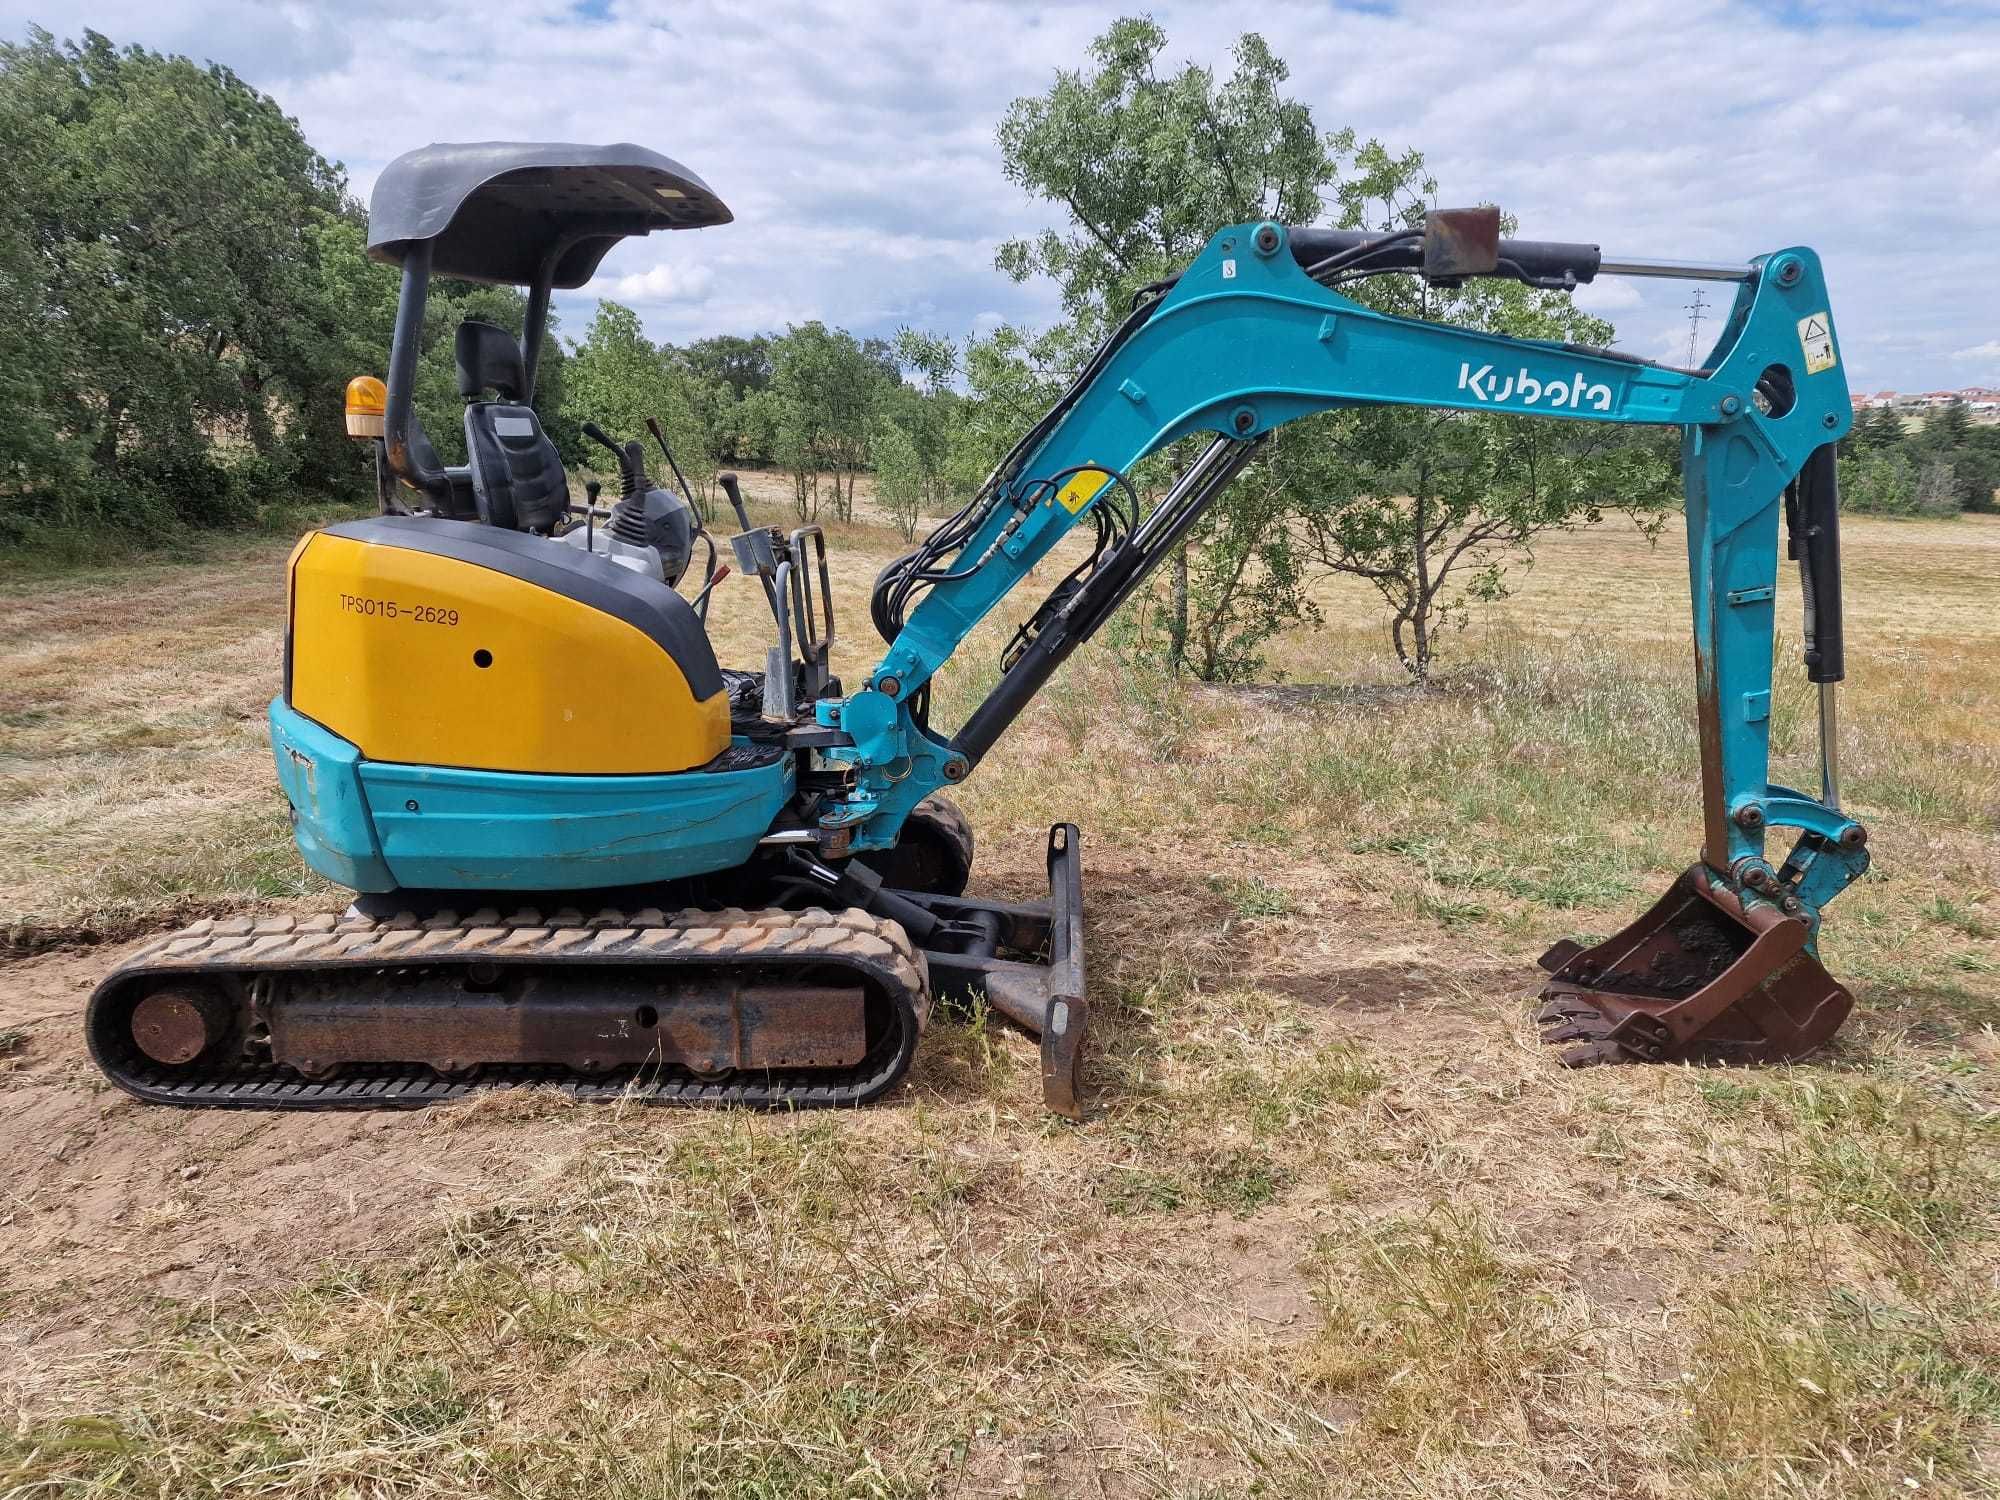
1535,865,1852,1067
901,823,1090,1119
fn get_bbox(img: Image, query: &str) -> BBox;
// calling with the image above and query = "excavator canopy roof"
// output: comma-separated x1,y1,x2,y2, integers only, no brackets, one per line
365,141,732,288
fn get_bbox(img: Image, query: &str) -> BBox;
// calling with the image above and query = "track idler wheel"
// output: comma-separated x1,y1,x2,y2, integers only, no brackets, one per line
129,986,234,1066
1535,865,1853,1067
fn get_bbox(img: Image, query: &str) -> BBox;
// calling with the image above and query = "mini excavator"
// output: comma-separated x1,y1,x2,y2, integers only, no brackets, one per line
88,141,1872,1118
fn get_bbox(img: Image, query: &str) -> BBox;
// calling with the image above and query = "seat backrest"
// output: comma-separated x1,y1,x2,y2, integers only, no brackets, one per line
463,402,567,533
455,319,566,533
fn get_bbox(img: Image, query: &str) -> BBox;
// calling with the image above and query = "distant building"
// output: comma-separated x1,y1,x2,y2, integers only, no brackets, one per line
1844,388,1997,420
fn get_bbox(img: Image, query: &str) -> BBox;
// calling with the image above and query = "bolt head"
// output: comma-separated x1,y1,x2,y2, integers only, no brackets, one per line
1253,223,1281,255
1734,804,1766,830
875,675,901,698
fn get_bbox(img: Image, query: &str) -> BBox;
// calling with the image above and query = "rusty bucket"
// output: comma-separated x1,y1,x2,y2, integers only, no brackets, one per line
1536,865,1853,1066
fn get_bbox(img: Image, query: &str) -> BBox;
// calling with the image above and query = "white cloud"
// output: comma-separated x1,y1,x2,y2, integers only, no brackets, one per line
7,0,1995,390
1952,340,2000,360
1571,278,1642,314
606,262,715,305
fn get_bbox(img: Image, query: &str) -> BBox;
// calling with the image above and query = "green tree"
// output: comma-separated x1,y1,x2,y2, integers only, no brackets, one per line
1964,425,2000,513
0,28,357,535
871,331,961,541
1850,404,1907,451
1913,399,1997,512
766,322,891,522
1837,447,1917,515
1286,155,1679,682
560,302,732,514
993,17,1671,683
996,16,1346,676
682,334,773,400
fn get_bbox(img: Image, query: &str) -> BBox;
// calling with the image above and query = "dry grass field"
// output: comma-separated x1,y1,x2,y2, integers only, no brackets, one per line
1,474,1995,1498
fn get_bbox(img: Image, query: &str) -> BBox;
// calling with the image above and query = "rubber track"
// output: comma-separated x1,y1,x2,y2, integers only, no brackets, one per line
86,906,930,1111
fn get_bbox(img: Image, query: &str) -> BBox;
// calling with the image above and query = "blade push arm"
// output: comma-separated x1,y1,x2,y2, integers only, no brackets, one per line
813,217,1867,938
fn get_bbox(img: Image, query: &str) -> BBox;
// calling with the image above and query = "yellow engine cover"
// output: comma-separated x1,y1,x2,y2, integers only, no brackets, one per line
287,518,729,775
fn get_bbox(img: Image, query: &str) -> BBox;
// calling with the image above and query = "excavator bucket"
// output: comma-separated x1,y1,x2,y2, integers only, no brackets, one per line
1535,865,1852,1066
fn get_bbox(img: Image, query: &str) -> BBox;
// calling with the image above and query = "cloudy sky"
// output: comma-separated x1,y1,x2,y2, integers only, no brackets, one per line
7,0,1997,391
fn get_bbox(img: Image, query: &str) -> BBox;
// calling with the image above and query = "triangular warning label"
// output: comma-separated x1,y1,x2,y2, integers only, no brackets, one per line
1804,316,1827,339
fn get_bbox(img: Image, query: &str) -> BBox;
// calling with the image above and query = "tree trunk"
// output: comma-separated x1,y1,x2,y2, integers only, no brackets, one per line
93,394,126,478
1408,474,1433,684
1167,544,1190,675
240,371,277,460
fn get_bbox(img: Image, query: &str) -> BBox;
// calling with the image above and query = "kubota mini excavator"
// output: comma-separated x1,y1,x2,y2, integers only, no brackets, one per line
87,141,1871,1118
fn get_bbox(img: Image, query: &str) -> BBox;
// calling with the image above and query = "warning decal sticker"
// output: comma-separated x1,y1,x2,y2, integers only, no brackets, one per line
1055,468,1112,514
1798,312,1837,376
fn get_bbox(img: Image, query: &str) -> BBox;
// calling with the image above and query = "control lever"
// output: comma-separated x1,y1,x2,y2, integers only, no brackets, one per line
644,415,699,516
718,471,785,631
690,562,731,611
718,471,755,532
1785,442,1845,808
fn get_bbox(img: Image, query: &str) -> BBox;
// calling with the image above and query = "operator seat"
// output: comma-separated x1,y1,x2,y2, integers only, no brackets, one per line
457,321,567,534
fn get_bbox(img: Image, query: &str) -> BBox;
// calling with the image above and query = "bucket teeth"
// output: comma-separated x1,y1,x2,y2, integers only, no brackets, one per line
1555,1038,1631,1068
1535,995,1603,1024
1538,1016,1607,1045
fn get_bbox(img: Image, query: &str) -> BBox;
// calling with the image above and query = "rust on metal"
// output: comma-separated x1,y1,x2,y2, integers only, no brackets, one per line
1422,206,1501,280
1692,637,1734,871
1535,865,1852,1066
268,981,867,1076
130,987,231,1065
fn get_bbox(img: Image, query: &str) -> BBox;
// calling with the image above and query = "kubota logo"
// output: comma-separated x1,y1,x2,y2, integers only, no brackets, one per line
1458,362,1613,411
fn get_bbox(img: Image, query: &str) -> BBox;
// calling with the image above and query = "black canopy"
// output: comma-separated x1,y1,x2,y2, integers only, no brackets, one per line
366,141,732,288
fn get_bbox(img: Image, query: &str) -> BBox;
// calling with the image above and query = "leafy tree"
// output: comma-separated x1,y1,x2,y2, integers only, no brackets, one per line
1922,398,1973,453
993,17,1671,683
1849,404,1907,451
871,331,961,540
0,28,355,534
559,301,723,515
1914,399,1998,512
950,323,1075,495
1837,447,1918,515
766,322,891,522
1287,154,1679,682
1963,426,2000,513
682,334,773,400
996,17,1345,676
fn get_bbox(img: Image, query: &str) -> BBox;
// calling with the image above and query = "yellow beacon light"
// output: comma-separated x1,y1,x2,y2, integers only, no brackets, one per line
344,376,387,439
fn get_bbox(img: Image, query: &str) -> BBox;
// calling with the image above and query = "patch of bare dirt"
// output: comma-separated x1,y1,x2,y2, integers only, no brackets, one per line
0,939,595,1405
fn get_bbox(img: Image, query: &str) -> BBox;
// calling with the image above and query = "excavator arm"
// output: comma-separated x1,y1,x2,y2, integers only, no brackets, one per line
814,209,1870,1071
